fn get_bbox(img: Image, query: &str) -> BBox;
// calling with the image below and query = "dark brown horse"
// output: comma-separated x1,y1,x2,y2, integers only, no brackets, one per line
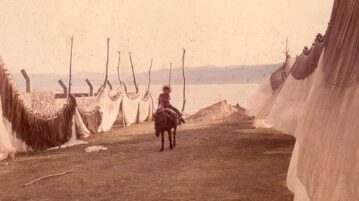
154,108,180,151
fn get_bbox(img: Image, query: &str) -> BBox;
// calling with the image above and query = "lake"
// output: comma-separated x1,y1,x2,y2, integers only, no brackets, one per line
17,81,259,115
149,84,258,114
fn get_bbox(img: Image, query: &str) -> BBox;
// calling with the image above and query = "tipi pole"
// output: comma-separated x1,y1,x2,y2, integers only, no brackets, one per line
116,51,122,84
181,49,186,112
68,36,73,98
169,62,172,86
103,38,110,88
147,58,153,92
129,52,138,93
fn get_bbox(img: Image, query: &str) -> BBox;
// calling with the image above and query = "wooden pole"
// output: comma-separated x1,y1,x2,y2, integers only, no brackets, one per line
181,49,186,112
68,36,73,98
58,79,68,98
116,51,122,84
85,79,93,96
147,58,153,92
169,62,172,86
106,80,113,90
103,38,110,88
22,170,74,187
20,69,31,93
129,52,138,93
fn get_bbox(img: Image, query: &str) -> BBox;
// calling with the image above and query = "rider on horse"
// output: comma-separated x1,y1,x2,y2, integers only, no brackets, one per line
158,85,185,123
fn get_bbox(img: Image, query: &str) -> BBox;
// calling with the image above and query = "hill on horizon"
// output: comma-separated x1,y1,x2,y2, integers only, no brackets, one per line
12,64,280,92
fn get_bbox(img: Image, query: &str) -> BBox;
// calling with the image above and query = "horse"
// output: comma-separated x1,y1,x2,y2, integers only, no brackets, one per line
154,108,180,151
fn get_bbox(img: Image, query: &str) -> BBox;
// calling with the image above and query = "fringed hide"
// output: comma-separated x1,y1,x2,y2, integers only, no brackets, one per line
77,103,102,134
76,87,123,133
0,62,76,151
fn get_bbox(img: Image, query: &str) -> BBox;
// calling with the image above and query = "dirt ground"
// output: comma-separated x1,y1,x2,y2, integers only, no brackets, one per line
0,114,295,201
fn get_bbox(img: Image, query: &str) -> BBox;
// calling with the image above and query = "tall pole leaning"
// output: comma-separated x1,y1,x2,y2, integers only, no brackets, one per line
169,62,172,86
67,36,73,98
147,58,153,92
116,51,122,84
103,38,110,88
129,52,139,93
181,49,186,112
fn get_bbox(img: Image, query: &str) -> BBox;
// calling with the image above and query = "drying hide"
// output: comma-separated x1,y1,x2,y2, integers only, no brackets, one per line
25,91,90,140
77,96,102,134
77,86,123,133
0,60,76,152
121,91,140,127
138,91,153,123
97,88,122,132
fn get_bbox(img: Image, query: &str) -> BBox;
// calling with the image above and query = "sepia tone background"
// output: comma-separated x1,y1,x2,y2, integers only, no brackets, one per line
0,0,333,74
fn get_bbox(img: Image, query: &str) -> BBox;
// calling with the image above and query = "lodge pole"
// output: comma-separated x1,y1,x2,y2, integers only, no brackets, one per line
181,49,186,112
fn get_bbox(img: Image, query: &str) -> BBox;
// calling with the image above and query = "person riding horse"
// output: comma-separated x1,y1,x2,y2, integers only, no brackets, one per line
158,85,185,123
154,85,185,151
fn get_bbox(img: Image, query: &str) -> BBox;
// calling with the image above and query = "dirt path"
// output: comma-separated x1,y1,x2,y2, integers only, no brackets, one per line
0,117,294,201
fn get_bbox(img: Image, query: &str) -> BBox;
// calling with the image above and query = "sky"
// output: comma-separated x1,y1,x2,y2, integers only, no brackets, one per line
0,0,334,75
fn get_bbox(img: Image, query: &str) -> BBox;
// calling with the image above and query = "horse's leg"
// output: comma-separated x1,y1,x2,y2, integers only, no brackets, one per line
173,126,177,148
168,130,173,150
160,132,164,152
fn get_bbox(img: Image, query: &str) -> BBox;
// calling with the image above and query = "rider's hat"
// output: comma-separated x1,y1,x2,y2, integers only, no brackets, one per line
162,85,172,92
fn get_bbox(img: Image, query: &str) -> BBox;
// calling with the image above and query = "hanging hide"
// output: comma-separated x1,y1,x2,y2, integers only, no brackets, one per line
77,105,102,134
138,91,153,123
121,92,140,127
0,62,76,151
97,89,122,132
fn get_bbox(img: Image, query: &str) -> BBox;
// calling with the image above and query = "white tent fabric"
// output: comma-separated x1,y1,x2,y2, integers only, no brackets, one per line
246,80,273,117
264,57,319,135
287,141,310,201
291,50,359,201
288,0,359,199
247,57,295,128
